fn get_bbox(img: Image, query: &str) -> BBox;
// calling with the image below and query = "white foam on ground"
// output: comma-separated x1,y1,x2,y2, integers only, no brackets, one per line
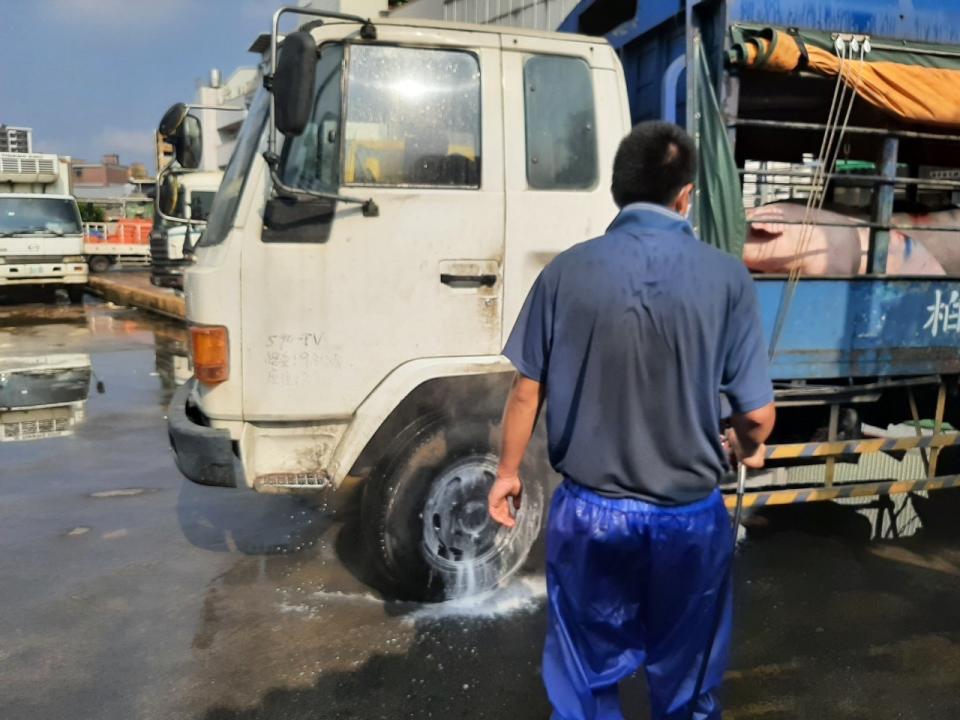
403,574,546,623
309,590,383,604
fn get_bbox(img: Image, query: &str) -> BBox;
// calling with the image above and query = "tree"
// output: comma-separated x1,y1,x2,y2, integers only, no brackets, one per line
79,202,106,222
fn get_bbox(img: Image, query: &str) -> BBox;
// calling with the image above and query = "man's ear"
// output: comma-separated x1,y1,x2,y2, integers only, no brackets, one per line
674,183,694,215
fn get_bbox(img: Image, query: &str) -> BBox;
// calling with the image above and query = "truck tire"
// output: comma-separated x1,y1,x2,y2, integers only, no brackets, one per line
66,286,85,305
88,255,111,273
360,415,544,601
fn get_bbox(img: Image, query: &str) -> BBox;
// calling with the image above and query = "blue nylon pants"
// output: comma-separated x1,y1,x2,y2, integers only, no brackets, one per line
543,480,733,720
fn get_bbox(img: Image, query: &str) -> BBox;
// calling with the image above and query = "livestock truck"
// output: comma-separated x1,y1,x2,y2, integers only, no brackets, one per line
0,152,87,303
164,4,960,601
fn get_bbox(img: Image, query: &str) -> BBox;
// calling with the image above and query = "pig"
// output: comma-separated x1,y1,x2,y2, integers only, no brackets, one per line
892,208,960,275
743,202,947,276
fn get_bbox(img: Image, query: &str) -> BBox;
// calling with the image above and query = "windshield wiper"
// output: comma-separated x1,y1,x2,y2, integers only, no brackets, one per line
16,228,68,237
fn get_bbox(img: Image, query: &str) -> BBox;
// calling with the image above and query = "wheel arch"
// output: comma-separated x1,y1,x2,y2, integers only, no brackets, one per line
331,356,517,486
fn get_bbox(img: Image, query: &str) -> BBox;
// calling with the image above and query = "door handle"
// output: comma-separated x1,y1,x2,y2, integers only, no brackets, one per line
440,273,497,289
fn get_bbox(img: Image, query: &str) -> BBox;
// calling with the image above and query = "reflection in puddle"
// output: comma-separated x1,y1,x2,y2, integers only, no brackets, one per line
0,353,91,442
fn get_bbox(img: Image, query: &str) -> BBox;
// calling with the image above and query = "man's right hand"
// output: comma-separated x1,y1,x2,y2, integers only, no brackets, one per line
724,428,766,470
488,472,522,528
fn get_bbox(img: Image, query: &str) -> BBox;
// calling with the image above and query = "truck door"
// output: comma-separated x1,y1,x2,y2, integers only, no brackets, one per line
501,37,627,331
240,36,505,420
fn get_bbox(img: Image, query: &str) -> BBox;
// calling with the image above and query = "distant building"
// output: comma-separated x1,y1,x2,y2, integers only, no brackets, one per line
72,154,131,188
389,0,578,29
71,154,149,218
193,67,260,172
0,125,33,153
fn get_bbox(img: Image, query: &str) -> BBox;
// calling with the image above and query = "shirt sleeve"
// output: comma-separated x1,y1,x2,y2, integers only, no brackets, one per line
721,266,774,414
502,271,553,383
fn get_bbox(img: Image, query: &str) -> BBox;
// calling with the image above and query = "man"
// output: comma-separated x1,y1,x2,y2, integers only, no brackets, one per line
488,121,775,720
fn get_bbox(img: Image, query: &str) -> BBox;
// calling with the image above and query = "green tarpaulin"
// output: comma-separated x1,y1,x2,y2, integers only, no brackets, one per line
693,41,746,258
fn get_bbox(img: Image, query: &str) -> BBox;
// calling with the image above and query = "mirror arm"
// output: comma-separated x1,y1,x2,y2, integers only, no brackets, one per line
263,152,379,218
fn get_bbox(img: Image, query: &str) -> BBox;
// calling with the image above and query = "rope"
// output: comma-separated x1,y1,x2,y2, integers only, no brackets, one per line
767,39,867,360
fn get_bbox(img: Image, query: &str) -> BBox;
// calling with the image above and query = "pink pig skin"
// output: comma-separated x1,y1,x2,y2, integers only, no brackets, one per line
743,203,947,276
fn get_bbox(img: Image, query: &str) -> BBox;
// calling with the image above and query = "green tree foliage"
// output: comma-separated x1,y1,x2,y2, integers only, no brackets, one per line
79,202,106,222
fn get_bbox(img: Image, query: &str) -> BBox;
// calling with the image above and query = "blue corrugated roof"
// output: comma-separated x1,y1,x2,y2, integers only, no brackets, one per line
730,0,960,45
560,0,960,47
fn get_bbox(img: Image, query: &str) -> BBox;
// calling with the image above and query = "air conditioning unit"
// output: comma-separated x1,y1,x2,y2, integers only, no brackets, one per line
0,152,60,183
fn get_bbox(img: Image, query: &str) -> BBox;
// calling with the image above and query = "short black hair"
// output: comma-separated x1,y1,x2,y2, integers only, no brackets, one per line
611,121,697,208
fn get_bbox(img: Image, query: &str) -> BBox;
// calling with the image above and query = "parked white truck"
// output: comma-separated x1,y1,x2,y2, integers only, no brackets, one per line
149,171,221,290
0,152,88,303
163,9,626,600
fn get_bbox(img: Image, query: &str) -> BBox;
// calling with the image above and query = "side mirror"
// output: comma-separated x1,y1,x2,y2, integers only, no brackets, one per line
158,103,203,170
272,31,317,136
158,174,181,218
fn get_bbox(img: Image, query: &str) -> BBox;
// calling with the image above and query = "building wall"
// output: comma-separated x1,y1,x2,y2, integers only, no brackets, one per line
391,0,580,30
73,157,131,187
0,125,33,153
194,67,260,172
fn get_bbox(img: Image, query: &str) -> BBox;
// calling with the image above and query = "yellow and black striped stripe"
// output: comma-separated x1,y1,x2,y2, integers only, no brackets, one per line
723,474,960,510
764,433,960,460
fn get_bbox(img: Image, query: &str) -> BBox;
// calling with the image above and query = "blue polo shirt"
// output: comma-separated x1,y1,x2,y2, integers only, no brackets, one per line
503,202,773,504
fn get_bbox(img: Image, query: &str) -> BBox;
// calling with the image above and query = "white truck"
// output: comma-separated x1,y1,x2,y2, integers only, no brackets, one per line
164,9,626,600
83,218,153,272
149,171,221,290
0,152,88,303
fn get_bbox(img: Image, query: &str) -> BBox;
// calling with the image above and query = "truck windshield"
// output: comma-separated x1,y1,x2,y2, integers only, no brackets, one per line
0,197,82,236
198,89,269,247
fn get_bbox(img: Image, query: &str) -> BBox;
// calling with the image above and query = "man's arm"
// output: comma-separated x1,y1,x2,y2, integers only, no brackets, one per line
722,264,776,468
727,402,776,469
488,374,544,528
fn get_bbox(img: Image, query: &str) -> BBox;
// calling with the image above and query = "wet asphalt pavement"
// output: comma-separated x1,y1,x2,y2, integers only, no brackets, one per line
2,294,960,720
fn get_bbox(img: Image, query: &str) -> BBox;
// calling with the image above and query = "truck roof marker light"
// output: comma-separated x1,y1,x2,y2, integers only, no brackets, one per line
190,325,229,385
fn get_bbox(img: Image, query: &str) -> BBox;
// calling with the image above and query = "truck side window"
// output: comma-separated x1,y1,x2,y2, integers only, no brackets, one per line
189,191,215,222
343,45,481,188
523,55,597,190
280,44,344,193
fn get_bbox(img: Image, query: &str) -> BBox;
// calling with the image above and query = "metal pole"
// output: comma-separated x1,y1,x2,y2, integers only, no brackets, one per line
868,136,898,274
930,381,948,477
731,118,960,143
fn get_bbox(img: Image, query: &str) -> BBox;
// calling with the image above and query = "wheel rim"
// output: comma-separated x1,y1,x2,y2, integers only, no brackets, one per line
421,455,507,569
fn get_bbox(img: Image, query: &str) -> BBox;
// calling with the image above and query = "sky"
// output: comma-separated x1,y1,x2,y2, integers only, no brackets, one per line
0,0,286,171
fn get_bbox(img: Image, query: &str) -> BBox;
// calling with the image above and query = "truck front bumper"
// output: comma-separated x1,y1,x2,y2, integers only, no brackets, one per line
168,380,242,488
0,262,87,286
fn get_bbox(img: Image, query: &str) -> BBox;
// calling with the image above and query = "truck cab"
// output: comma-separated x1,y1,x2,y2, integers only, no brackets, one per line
165,11,629,600
149,170,221,290
0,153,88,303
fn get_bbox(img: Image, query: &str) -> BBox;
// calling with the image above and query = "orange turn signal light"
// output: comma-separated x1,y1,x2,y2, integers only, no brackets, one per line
190,325,229,385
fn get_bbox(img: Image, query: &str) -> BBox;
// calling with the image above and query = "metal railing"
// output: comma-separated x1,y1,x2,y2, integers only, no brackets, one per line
83,221,151,245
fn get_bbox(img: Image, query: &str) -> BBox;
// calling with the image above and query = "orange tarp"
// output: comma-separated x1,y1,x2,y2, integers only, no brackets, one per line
736,29,960,128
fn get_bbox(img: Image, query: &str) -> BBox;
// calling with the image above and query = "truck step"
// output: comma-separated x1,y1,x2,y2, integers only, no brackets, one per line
254,472,334,493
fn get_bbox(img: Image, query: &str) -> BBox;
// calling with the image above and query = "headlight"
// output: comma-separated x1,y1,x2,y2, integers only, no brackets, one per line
0,258,6,264
63,256,85,263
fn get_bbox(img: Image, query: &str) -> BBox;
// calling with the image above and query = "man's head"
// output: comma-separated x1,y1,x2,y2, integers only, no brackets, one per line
611,121,697,216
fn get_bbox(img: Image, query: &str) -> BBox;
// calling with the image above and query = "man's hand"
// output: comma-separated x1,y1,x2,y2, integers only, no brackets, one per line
724,428,766,470
488,472,523,528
